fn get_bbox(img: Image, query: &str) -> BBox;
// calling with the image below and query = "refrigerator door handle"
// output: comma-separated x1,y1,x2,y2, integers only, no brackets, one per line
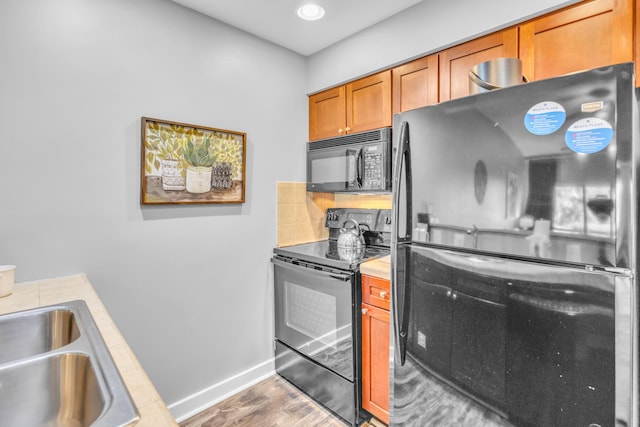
391,121,412,365
614,274,636,427
392,121,412,244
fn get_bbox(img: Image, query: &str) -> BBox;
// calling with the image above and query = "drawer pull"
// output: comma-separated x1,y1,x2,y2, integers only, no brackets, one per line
362,308,368,315
379,291,388,299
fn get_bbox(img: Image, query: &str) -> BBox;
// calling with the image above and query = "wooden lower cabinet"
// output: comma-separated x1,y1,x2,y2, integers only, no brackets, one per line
361,274,390,424
361,302,390,424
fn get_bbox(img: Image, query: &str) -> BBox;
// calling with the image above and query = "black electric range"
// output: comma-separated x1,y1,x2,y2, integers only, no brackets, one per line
271,208,391,426
273,208,392,271
273,239,390,271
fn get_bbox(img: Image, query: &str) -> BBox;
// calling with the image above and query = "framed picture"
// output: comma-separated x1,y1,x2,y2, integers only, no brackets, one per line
141,117,246,205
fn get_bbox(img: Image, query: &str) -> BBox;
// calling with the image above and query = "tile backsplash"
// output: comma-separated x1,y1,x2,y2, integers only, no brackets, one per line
277,182,392,247
334,193,392,209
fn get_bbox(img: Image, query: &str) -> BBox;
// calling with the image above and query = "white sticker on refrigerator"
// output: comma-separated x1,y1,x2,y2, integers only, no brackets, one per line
564,118,613,154
524,101,566,135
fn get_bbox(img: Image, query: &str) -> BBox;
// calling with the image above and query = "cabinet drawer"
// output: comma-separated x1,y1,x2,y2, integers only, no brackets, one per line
362,275,390,310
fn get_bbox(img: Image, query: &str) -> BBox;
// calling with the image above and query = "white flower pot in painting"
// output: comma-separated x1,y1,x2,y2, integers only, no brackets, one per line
161,159,185,191
185,166,212,193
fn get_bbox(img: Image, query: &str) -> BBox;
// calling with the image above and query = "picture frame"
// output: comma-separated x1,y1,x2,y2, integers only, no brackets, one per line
141,117,246,205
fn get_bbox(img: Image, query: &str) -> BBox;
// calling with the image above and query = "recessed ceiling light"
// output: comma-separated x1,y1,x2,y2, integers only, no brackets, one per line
297,3,325,21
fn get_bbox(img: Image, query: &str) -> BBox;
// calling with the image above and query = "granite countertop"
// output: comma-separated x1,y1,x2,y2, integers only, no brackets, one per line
0,274,178,427
360,255,391,281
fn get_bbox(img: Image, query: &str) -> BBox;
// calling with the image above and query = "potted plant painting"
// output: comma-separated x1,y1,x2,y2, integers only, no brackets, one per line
141,117,246,205
183,135,216,193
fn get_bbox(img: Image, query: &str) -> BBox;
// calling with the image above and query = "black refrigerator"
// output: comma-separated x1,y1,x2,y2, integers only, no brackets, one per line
390,63,637,427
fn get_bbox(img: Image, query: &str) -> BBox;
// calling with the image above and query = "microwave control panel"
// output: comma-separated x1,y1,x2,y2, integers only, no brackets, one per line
363,146,384,189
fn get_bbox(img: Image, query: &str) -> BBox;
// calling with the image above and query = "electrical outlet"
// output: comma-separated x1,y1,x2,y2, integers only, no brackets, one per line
417,331,426,349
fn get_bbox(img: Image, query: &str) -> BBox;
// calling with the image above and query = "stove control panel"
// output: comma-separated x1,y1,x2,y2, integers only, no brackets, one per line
325,208,392,233
326,211,340,222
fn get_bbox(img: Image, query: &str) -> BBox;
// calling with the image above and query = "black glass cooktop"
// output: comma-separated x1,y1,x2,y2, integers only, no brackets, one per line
273,240,389,271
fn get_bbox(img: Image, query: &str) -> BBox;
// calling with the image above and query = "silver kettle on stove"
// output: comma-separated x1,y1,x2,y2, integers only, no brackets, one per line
337,218,365,249
337,218,366,263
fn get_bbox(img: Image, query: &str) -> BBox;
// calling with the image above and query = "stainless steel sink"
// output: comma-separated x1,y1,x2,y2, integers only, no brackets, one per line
0,300,139,427
0,307,80,364
0,353,104,426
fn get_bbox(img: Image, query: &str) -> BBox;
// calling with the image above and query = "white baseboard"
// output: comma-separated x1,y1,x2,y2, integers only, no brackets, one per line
169,357,276,422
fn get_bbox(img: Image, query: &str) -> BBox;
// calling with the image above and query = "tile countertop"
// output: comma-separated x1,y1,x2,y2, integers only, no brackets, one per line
0,274,178,427
360,255,391,281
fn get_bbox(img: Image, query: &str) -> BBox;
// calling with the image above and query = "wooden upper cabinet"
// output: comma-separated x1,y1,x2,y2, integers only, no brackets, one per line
309,86,346,141
309,70,391,141
519,0,633,82
346,70,392,134
392,55,439,114
439,28,519,102
310,0,637,141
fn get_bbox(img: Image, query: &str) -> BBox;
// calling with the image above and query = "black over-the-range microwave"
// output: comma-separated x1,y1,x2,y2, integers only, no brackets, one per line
307,127,392,193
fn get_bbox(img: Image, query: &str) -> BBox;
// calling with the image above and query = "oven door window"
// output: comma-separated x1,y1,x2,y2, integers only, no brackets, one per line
285,282,339,347
274,260,354,381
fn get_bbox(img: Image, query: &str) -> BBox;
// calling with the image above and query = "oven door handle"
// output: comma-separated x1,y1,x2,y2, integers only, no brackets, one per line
271,257,352,282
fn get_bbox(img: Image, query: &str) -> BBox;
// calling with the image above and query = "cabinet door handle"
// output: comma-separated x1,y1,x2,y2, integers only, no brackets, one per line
446,290,452,297
338,128,344,134
452,293,457,300
379,291,387,299
345,126,352,133
362,307,368,315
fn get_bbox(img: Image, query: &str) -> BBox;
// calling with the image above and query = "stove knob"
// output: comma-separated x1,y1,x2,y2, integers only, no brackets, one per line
385,216,392,225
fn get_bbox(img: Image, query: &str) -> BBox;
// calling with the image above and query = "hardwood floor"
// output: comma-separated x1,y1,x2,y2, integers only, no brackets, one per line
179,375,378,427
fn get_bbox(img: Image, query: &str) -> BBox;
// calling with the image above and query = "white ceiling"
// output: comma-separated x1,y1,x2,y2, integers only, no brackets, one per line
170,0,424,56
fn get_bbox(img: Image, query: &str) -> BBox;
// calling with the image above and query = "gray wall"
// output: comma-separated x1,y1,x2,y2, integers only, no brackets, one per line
0,0,586,422
0,0,306,420
307,0,580,93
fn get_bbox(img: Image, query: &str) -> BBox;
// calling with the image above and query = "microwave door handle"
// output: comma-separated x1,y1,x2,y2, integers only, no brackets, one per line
392,121,411,366
357,148,364,188
346,149,357,188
